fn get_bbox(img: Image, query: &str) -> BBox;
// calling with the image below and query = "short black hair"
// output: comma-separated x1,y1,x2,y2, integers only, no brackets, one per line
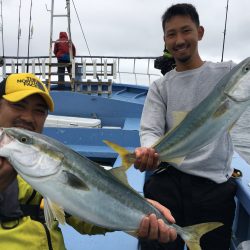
162,3,200,31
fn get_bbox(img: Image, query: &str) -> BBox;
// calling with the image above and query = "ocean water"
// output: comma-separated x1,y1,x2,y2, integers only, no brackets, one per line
231,107,250,164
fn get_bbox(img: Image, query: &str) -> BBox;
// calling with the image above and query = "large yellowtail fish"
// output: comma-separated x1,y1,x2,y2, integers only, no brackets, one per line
0,128,222,250
104,57,250,167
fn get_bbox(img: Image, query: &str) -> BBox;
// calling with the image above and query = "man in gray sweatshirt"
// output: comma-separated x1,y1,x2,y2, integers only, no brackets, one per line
135,3,237,250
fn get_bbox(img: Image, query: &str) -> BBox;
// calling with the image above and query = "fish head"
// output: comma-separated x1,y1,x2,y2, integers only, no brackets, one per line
225,57,250,102
2,127,64,179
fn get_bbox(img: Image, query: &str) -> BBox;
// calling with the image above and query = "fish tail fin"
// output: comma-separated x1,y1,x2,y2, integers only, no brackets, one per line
103,140,136,170
182,222,223,250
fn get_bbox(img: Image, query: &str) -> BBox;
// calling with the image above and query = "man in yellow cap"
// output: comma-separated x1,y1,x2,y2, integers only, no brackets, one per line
0,73,176,249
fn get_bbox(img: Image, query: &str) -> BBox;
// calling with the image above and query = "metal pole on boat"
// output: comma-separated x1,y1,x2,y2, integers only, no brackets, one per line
26,0,33,72
16,0,22,73
47,0,55,91
66,0,75,89
66,0,73,64
71,0,100,81
0,0,4,58
221,0,229,62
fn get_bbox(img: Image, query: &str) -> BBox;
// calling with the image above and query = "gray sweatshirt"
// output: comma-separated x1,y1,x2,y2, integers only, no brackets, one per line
140,61,236,183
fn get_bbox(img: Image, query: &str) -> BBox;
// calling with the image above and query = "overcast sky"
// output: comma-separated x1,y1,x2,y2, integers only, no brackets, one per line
2,0,250,63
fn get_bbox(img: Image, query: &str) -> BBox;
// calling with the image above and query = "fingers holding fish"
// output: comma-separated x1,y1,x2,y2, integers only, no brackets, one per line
147,199,175,224
158,218,177,243
139,214,158,240
138,213,177,243
137,199,177,242
137,213,151,238
145,199,177,242
134,147,159,172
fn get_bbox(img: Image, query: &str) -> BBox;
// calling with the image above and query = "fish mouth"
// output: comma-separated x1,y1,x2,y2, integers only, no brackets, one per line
0,128,14,147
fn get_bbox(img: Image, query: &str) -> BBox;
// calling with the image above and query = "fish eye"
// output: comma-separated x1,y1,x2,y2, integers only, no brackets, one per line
20,136,27,143
19,136,31,144
243,65,250,73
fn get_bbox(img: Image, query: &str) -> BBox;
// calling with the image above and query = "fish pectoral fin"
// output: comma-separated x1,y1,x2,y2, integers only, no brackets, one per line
44,197,54,228
44,197,65,229
103,140,136,170
168,156,186,166
110,166,130,186
63,170,89,191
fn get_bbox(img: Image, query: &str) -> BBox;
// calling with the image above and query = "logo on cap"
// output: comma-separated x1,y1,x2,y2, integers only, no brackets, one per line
17,76,46,92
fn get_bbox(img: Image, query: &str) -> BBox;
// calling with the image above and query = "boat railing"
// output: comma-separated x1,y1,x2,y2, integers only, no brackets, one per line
0,55,162,88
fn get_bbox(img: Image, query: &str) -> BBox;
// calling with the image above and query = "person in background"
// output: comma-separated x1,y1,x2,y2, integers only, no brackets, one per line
135,3,237,250
0,73,176,249
54,32,76,86
154,46,176,75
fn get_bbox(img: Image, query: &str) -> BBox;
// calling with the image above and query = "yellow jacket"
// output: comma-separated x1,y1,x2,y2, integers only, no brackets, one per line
0,176,108,250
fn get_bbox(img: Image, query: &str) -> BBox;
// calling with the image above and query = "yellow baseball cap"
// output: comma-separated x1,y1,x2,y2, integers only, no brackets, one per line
0,73,54,112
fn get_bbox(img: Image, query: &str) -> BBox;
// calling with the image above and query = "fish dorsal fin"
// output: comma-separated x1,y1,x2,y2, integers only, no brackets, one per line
172,111,188,128
110,166,130,186
63,170,89,191
44,197,65,229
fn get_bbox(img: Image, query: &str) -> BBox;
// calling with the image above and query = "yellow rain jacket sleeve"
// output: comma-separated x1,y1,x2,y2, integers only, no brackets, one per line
0,176,109,250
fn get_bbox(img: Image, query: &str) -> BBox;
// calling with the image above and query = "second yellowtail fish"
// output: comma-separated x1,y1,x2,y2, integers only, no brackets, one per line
104,57,250,168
